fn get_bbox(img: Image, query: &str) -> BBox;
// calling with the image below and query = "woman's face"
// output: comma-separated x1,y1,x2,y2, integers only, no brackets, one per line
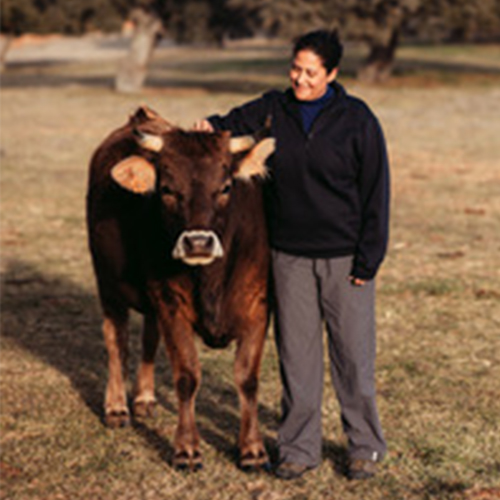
289,49,338,101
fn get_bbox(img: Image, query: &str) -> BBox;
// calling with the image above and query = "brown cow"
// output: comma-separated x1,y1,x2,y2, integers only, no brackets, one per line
86,106,275,471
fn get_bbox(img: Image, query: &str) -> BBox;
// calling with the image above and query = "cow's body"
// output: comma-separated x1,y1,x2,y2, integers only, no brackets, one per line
86,107,274,470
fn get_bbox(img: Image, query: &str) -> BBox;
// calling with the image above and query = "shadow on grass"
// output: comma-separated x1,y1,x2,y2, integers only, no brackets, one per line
147,77,283,95
2,52,500,93
415,478,468,500
394,57,500,76
0,259,282,467
0,71,116,90
323,441,349,477
160,54,500,78
0,69,277,95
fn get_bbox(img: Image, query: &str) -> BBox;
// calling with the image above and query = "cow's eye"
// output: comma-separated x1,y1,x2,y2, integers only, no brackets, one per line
161,185,174,197
220,183,232,195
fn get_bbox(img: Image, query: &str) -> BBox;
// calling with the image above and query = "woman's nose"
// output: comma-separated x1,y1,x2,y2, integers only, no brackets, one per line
296,72,306,85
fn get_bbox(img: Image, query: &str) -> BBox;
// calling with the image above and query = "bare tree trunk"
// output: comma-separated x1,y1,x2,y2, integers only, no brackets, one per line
0,34,12,72
357,30,399,84
115,8,163,94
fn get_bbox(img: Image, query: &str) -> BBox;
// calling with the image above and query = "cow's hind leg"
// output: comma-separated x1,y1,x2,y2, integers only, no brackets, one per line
234,329,270,471
102,310,130,427
134,313,159,419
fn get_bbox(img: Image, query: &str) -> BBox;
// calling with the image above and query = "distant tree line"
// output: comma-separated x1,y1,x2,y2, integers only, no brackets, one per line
2,0,500,87
0,0,251,42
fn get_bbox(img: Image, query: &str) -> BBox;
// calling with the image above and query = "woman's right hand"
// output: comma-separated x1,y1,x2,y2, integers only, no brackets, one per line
192,119,214,132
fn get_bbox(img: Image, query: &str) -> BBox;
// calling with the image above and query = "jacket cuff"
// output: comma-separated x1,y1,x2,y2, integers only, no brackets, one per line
351,265,377,281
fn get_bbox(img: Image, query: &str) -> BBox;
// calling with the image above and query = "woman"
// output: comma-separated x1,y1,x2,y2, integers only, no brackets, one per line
194,30,390,480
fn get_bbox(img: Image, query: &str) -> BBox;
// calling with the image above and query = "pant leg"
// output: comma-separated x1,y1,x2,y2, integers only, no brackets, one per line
272,250,324,467
316,256,387,462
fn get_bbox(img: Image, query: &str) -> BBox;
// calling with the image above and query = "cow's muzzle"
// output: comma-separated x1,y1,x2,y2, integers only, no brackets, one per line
172,230,224,266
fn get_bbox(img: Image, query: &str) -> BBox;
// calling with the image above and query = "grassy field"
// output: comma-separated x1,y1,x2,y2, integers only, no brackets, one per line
1,39,500,500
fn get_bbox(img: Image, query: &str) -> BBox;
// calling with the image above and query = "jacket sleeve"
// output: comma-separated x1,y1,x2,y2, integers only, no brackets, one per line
352,113,391,280
207,92,273,136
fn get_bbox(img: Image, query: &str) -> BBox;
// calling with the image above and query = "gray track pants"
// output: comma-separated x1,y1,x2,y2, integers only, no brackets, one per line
272,250,386,467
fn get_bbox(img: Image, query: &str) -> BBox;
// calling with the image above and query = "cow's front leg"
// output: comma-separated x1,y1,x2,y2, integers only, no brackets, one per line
102,311,130,427
171,359,202,471
134,313,159,419
159,312,202,471
234,326,270,471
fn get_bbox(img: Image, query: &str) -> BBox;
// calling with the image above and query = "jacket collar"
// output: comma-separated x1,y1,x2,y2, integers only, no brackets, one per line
280,81,348,130
282,81,347,108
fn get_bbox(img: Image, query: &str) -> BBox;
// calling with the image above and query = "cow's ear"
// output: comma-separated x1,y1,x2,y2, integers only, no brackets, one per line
129,106,173,151
111,156,156,194
130,105,161,123
233,137,276,181
129,106,173,129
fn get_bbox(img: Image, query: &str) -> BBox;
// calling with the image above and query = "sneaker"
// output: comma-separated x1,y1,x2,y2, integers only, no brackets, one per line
347,458,378,480
274,462,311,480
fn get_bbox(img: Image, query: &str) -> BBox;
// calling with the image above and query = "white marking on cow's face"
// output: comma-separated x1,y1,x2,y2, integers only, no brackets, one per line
172,230,224,266
181,256,218,266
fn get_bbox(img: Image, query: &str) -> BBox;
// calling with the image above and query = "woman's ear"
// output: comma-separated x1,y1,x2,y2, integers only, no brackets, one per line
327,67,338,83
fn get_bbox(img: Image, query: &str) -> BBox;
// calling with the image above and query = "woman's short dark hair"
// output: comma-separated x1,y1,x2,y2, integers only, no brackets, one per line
293,30,343,73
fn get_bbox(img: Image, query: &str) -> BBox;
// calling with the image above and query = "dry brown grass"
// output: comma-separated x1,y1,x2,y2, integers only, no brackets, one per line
1,40,500,500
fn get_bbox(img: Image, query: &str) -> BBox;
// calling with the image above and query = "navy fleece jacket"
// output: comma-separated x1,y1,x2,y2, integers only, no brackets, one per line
208,82,390,280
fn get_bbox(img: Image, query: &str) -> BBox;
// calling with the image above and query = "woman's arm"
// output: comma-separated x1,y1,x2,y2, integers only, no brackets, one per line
198,92,275,136
352,114,391,281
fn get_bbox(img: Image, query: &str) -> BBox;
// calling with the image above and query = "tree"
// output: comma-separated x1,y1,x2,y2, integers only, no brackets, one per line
0,0,243,87
227,0,325,38
0,34,11,71
114,7,163,93
0,0,125,70
227,0,420,81
413,0,500,42
228,0,500,82
334,0,421,83
114,0,251,93
339,0,500,81
0,0,124,35
2,0,499,85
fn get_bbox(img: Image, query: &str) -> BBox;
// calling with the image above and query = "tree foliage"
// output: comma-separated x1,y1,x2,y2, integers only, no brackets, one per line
112,0,252,93
158,0,250,44
335,0,500,80
228,0,500,82
227,0,325,38
414,0,500,42
0,0,252,43
2,0,499,84
0,0,125,35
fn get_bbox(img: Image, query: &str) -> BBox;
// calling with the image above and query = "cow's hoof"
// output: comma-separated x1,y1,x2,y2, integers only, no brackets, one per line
239,461,272,473
133,400,156,419
260,461,272,473
105,410,130,428
175,462,204,472
173,451,203,472
239,451,270,473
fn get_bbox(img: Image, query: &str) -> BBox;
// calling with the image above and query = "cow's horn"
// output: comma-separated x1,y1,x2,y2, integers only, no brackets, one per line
134,129,164,152
229,136,256,154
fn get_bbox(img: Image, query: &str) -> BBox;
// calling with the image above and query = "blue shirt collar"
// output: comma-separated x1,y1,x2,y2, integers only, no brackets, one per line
297,85,335,106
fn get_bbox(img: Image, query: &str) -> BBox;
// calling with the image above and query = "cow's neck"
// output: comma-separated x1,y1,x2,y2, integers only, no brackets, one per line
191,258,233,347
196,261,224,318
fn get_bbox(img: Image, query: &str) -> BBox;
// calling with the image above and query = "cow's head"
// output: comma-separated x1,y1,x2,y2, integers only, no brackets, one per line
110,106,275,266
